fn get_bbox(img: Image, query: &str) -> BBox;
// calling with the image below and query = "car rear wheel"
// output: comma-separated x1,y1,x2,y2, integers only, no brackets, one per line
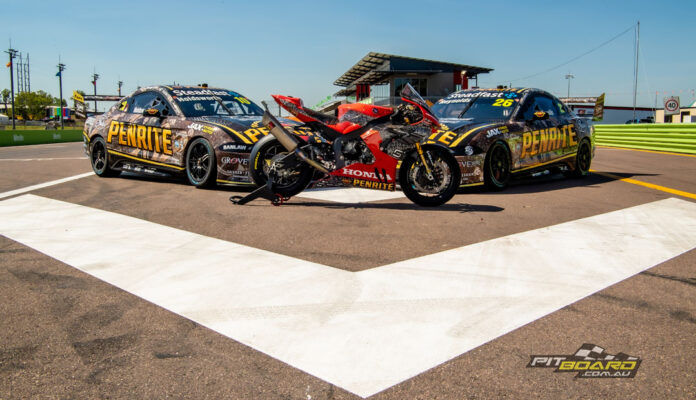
484,141,511,190
90,137,119,177
569,139,592,178
186,138,217,188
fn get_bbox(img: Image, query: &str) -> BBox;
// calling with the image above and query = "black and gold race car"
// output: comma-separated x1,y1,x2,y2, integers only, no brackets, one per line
83,85,311,188
427,88,594,189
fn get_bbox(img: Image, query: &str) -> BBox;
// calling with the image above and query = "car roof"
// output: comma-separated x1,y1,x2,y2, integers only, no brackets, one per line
444,87,564,99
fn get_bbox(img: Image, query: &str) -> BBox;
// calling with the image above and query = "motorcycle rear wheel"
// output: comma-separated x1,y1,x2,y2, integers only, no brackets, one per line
399,146,460,207
249,137,312,197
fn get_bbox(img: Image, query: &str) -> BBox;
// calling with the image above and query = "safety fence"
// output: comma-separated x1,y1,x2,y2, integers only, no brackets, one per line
594,123,696,155
0,129,84,147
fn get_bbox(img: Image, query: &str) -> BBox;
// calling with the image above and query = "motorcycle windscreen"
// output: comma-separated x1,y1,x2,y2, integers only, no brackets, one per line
400,83,439,126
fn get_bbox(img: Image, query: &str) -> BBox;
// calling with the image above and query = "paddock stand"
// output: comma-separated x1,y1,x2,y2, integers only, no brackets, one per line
229,180,291,206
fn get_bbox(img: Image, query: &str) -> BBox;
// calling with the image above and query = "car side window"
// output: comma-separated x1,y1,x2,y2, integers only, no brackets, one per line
520,95,556,120
128,92,159,114
553,98,569,115
127,92,174,116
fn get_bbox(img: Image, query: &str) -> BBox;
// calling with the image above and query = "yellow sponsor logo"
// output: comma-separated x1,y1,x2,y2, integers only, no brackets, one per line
521,124,578,158
347,178,395,191
107,121,173,156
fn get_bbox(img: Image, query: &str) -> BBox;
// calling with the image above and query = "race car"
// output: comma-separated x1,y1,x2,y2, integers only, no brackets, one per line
83,85,311,187
428,88,594,189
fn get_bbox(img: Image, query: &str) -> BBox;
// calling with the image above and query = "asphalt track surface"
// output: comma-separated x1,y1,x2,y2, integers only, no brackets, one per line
1,142,695,399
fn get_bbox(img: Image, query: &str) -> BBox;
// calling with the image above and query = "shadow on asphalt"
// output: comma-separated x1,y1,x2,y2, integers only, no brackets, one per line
281,201,504,212
117,170,657,207
458,171,659,196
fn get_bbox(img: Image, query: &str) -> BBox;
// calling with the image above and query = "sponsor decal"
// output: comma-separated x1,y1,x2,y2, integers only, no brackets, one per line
486,126,509,138
220,125,314,145
346,178,395,191
189,123,215,134
172,89,228,97
219,143,252,152
221,156,248,166
106,121,173,155
462,167,482,178
341,168,393,181
520,124,578,158
460,160,481,168
122,163,166,176
437,98,472,105
528,344,641,378
464,146,474,156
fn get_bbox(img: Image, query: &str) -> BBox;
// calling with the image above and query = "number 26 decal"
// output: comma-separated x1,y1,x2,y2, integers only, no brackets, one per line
493,99,514,107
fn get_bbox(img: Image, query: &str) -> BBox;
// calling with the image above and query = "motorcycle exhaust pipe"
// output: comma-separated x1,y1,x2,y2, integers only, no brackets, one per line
261,102,329,174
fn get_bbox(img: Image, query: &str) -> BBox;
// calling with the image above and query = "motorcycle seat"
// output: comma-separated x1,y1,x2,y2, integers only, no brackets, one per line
328,121,362,134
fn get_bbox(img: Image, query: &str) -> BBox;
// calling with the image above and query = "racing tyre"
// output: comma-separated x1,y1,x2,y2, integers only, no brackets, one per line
249,137,312,197
569,139,592,178
90,136,119,177
186,138,217,188
484,141,511,190
399,146,461,207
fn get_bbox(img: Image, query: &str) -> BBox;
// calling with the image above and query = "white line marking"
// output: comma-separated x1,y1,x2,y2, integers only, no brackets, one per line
0,157,88,162
1,195,695,397
298,187,405,203
0,172,93,200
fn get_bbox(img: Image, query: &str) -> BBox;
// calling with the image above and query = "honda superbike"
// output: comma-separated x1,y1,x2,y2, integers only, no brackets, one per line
230,84,461,207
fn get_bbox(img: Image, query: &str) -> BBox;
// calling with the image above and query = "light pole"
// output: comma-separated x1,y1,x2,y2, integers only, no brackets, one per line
91,72,99,113
565,73,574,98
118,80,123,97
57,61,66,129
5,48,17,130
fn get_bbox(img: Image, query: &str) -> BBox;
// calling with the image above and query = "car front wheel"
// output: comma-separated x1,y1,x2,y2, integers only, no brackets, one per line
186,138,217,188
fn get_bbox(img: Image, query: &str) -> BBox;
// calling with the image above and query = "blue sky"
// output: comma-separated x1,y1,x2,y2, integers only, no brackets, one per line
2,0,695,110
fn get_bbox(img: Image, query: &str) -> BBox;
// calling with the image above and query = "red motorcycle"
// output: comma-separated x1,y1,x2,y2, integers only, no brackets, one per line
231,84,460,207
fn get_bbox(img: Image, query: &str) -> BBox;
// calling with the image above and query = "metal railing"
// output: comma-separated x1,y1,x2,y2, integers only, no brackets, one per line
594,123,696,154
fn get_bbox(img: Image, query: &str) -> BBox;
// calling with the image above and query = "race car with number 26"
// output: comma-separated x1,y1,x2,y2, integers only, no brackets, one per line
83,85,312,187
428,87,594,190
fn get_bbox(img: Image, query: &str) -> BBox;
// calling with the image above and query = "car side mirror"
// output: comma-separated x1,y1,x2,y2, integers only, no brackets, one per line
143,108,161,117
532,111,549,121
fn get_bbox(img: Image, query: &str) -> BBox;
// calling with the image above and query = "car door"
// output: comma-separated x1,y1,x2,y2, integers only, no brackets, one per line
550,96,579,158
516,94,564,168
119,91,180,168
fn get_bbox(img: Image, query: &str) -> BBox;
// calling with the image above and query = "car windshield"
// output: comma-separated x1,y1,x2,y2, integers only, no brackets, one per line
432,93,518,120
171,89,263,117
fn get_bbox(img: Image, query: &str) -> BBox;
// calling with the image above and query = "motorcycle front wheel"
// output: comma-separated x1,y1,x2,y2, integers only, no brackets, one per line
249,136,313,197
399,146,461,207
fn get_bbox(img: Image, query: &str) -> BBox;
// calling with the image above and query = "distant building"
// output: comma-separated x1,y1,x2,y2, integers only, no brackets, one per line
330,52,493,108
655,102,696,123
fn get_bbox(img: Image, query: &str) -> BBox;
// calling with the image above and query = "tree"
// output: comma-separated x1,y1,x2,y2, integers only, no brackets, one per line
1,89,9,116
14,91,54,120
52,96,67,107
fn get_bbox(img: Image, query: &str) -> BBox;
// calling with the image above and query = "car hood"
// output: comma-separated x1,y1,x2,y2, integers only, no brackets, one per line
189,115,265,130
439,118,504,133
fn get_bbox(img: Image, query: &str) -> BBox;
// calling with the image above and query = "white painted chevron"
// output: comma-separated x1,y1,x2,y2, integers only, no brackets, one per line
1,195,695,397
